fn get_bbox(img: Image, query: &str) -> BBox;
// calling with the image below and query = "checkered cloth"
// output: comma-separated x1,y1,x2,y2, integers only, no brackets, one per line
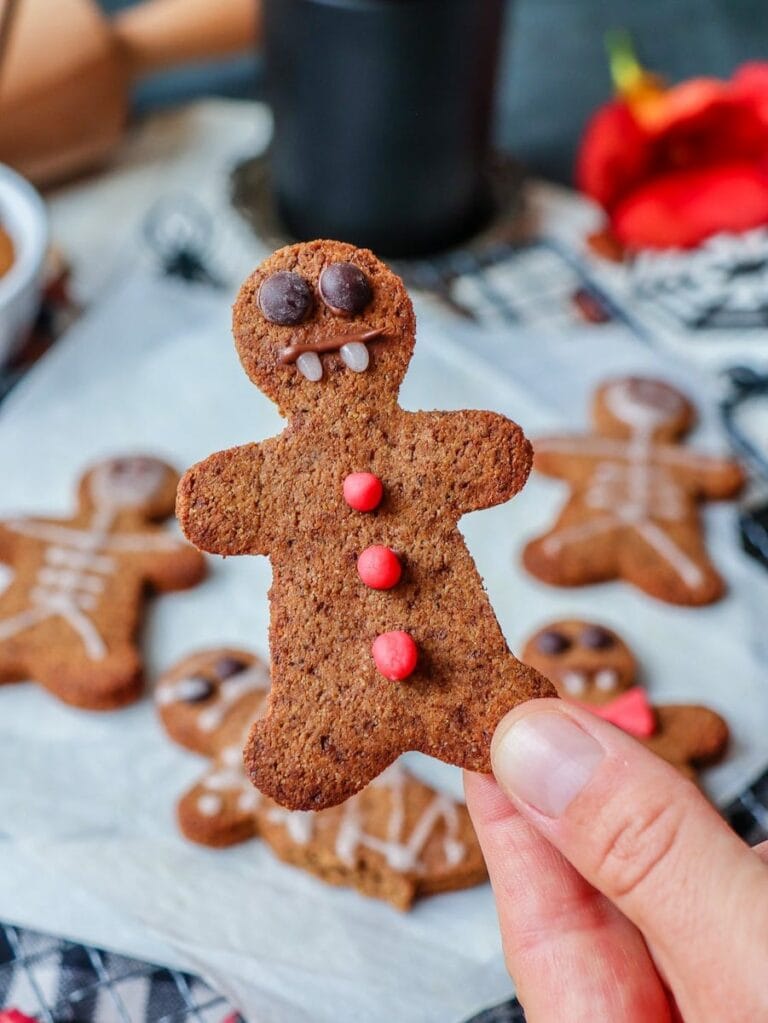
0,922,237,1023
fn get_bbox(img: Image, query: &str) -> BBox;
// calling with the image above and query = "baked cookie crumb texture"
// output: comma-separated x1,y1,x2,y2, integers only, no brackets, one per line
0,455,205,709
157,648,487,910
523,619,729,780
177,239,553,811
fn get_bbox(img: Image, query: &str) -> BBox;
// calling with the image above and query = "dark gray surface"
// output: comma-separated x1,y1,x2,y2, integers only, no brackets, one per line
100,0,768,183
496,0,768,180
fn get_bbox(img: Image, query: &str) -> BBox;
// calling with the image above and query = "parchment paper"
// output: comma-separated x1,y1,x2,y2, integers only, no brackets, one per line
0,272,766,1023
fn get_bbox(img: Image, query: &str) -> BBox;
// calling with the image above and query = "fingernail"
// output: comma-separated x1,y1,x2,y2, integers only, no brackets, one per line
492,711,605,818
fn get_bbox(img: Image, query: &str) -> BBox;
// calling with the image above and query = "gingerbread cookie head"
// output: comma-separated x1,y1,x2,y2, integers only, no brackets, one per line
232,240,416,416
593,377,695,442
78,455,180,522
156,648,270,756
522,620,637,707
522,619,729,776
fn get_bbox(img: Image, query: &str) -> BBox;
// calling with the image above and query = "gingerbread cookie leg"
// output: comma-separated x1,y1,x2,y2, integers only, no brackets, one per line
523,509,622,587
416,657,552,773
619,521,725,605
27,642,142,710
244,697,399,811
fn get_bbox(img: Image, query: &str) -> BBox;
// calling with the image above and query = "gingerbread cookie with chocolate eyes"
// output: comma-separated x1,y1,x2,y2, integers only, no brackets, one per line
522,377,744,606
177,239,553,811
157,648,488,910
0,455,205,709
522,620,729,780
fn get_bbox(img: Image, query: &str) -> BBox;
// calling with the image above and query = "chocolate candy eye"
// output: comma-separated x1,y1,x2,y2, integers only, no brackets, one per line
214,655,249,680
259,271,313,325
580,625,615,650
319,262,372,316
536,629,571,655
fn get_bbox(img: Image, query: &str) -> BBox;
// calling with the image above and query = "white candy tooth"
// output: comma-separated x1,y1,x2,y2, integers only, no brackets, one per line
595,668,618,691
562,670,587,696
296,351,323,381
340,342,369,372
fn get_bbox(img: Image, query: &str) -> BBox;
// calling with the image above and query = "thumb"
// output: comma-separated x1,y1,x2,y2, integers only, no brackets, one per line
490,700,768,1023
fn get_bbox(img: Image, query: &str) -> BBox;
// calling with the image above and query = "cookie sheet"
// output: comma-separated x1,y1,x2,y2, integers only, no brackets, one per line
0,271,766,1023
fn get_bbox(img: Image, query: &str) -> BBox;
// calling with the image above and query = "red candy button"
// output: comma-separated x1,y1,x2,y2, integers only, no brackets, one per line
372,631,418,680
0,1013,38,1023
357,545,402,589
343,472,383,512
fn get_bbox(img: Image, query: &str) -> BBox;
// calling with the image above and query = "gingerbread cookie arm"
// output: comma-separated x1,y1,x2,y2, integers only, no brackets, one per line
530,435,603,481
177,442,277,556
420,410,533,514
665,453,745,500
135,534,206,593
178,775,261,847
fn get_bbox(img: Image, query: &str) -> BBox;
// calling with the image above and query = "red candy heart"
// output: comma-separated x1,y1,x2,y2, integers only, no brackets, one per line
343,472,383,512
357,545,402,589
372,631,418,680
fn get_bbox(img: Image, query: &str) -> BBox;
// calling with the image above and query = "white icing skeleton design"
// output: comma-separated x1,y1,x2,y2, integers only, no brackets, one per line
157,648,483,907
195,746,466,876
0,456,205,708
523,378,743,605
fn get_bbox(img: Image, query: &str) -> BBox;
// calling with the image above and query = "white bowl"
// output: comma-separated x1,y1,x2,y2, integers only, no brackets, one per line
0,164,48,364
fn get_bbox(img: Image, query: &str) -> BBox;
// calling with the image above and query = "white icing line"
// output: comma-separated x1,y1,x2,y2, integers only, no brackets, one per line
156,676,211,706
636,521,705,588
541,516,616,555
197,793,223,817
267,808,315,844
197,665,270,732
1,469,186,660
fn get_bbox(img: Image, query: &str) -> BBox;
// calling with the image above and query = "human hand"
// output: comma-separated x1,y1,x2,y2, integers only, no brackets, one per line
464,699,768,1022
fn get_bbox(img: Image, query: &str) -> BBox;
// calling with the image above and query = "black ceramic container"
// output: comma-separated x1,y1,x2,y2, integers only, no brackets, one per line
264,0,505,256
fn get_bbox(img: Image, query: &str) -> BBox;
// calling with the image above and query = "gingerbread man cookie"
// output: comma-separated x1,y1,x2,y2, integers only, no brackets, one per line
522,620,729,779
157,648,488,910
522,377,744,605
0,455,206,709
177,240,553,810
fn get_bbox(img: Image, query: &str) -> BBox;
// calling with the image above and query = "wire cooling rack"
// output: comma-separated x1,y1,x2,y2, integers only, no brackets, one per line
3,215,768,1023
0,922,238,1023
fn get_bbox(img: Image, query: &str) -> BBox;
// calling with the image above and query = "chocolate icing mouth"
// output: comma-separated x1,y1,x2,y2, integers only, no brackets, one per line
279,327,385,365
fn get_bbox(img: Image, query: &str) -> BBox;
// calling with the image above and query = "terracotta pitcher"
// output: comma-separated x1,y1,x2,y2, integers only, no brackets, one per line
0,0,257,185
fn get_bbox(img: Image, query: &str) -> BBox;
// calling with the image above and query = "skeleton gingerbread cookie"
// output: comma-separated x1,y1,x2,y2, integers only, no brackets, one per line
0,456,205,709
177,240,553,811
522,377,744,605
157,649,488,909
522,620,729,780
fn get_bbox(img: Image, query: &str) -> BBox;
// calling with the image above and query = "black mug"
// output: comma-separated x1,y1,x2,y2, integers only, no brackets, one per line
264,0,506,257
